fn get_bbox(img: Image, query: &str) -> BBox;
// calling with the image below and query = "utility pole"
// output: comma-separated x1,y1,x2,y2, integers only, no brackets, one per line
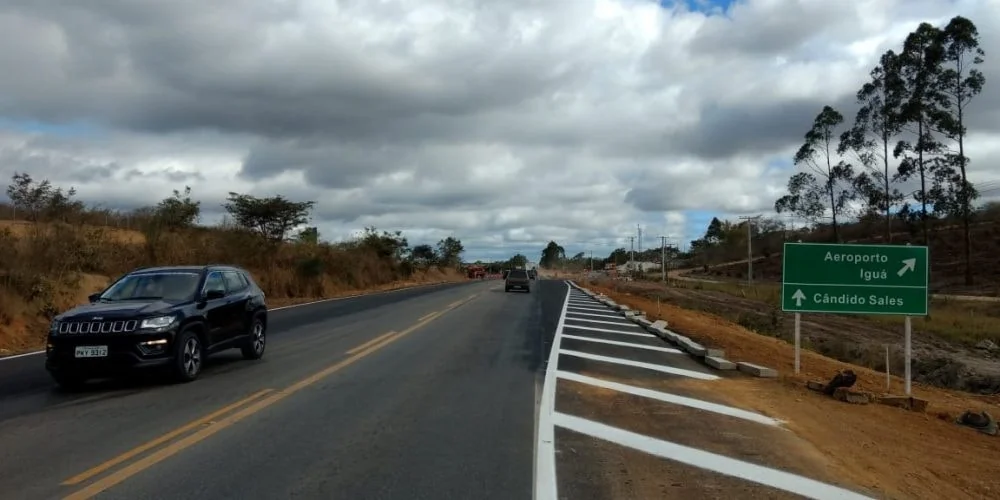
589,250,594,272
656,236,662,281
738,215,762,286
637,224,642,253
627,236,635,277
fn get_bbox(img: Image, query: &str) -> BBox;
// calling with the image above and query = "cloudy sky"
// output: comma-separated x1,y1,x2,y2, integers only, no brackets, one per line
1,0,998,261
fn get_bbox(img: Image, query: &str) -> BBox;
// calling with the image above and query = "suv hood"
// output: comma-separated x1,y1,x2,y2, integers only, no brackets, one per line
57,300,177,321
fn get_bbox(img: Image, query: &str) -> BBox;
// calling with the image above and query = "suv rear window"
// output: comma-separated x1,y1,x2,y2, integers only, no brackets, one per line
508,270,528,279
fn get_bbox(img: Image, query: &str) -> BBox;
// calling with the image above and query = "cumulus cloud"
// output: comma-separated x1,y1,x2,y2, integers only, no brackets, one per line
0,0,998,260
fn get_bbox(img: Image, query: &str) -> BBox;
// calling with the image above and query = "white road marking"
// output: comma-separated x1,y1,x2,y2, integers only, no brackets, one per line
564,318,640,328
0,350,45,360
552,413,873,500
567,299,602,306
534,282,571,500
556,371,781,426
560,349,719,380
566,304,612,312
562,324,656,338
566,311,624,319
561,334,683,354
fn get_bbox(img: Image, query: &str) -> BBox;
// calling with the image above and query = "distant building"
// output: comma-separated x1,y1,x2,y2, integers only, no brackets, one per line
623,260,661,273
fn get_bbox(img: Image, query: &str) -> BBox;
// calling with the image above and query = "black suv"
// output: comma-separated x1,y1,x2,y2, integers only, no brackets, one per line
504,269,531,293
45,265,268,389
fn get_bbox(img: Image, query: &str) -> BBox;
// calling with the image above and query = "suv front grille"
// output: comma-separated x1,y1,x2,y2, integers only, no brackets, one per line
58,320,139,335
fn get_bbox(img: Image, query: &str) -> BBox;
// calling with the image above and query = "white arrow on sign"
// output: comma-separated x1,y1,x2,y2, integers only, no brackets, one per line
897,258,916,277
791,289,806,307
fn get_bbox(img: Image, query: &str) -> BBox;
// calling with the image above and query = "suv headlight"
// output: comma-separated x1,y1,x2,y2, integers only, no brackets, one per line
140,316,177,329
49,321,61,334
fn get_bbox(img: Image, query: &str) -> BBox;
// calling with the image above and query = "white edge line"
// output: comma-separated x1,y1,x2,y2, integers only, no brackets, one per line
0,350,45,360
269,280,455,311
0,280,464,362
552,413,873,500
562,325,656,338
560,349,720,381
560,334,683,354
555,371,781,426
535,281,571,500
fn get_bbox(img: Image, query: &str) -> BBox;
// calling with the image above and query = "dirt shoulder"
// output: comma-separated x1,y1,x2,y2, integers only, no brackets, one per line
583,280,1000,500
603,278,1000,394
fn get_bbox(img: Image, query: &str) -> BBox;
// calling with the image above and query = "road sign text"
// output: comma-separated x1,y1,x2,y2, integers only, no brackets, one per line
781,242,929,316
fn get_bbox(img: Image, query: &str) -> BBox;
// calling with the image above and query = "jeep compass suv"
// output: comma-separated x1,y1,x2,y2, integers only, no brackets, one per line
46,265,268,389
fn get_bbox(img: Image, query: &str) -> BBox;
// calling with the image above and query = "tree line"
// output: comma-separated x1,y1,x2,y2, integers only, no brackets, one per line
774,16,986,285
535,240,684,271
2,173,465,268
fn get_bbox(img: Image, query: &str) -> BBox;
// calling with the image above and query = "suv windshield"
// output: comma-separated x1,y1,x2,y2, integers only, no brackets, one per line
508,270,528,279
100,272,201,302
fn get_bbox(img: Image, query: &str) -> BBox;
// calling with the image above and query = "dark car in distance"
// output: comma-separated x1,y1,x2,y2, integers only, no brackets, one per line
45,265,268,389
527,269,537,280
505,269,531,293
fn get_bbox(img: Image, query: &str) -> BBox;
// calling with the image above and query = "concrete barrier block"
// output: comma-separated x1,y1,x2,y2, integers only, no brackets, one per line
669,331,690,344
650,320,668,330
663,331,682,344
634,317,653,327
704,348,725,358
737,362,778,378
648,326,669,339
705,356,736,370
679,339,707,357
616,304,631,312
623,310,641,318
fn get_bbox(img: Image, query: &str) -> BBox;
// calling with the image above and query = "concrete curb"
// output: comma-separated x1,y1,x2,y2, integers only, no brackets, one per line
737,362,779,378
705,356,737,370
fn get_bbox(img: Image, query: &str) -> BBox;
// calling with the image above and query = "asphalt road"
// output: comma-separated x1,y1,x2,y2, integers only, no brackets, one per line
0,278,872,500
0,279,557,500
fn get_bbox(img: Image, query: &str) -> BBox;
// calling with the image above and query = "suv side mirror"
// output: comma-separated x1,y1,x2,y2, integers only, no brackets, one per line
88,293,101,303
204,289,226,300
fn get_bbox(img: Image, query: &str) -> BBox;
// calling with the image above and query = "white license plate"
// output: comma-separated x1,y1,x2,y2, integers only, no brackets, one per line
74,346,108,358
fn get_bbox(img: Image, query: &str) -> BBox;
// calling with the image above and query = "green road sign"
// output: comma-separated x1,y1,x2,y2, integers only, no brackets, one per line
781,242,929,316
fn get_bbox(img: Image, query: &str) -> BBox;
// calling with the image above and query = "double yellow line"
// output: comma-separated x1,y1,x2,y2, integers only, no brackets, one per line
61,292,479,500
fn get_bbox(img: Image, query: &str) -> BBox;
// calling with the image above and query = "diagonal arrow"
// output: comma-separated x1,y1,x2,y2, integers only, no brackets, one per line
897,258,916,277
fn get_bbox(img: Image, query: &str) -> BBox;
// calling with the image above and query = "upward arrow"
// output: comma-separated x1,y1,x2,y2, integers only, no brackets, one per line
791,289,806,307
897,258,916,277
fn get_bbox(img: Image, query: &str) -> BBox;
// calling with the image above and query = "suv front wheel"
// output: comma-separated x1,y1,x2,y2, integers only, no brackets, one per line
241,315,266,360
172,329,203,383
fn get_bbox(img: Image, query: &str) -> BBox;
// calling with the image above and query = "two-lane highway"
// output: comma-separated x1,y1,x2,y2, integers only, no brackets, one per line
0,280,555,500
0,278,871,500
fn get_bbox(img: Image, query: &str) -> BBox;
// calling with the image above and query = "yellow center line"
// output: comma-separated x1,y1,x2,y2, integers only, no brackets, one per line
61,388,275,486
62,292,481,500
417,311,438,322
346,331,396,354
